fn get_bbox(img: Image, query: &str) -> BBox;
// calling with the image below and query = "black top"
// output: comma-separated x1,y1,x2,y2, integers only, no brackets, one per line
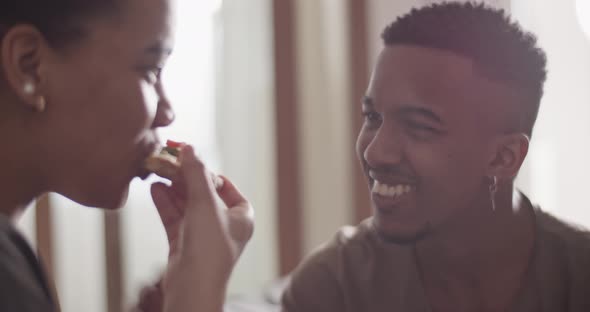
0,214,55,311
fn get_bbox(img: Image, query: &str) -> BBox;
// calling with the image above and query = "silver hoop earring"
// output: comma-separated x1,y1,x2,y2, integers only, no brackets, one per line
489,176,498,211
35,96,46,112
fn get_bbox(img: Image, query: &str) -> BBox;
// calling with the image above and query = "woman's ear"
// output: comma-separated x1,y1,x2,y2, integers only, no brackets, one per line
1,24,49,111
486,133,530,180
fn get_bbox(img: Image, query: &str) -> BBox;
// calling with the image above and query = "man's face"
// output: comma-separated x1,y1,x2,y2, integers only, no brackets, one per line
357,45,510,243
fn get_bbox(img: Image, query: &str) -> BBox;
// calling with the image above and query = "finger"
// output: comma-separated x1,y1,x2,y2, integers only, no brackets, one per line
179,145,216,211
169,180,188,207
216,175,249,210
217,176,254,224
151,183,183,243
227,209,255,248
151,182,183,219
137,285,163,312
216,176,255,246
212,172,225,190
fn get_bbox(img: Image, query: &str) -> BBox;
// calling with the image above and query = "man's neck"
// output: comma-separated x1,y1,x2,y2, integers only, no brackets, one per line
414,189,536,311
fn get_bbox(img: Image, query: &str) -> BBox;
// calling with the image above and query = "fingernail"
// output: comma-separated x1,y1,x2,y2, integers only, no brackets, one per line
181,145,194,157
214,175,225,189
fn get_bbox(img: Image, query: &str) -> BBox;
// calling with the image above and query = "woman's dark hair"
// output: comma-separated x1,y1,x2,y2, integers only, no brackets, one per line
0,0,118,47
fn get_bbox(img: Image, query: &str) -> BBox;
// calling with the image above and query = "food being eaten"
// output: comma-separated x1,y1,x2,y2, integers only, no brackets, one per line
145,140,224,189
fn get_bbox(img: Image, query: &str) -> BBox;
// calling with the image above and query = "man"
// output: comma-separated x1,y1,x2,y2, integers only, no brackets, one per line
282,3,590,312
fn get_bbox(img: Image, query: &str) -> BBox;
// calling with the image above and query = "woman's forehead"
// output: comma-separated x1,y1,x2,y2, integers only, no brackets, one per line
80,0,176,56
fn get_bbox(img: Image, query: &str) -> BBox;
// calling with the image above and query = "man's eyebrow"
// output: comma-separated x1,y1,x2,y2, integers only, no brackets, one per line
398,106,444,125
362,97,444,125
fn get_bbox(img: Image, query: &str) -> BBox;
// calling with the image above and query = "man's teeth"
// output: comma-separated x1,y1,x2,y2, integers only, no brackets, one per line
371,180,412,197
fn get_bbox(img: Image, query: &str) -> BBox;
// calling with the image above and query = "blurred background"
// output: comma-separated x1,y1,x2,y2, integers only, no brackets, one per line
15,0,590,311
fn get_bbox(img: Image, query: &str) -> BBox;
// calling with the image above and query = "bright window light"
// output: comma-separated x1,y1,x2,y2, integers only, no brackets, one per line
124,0,222,307
578,0,590,40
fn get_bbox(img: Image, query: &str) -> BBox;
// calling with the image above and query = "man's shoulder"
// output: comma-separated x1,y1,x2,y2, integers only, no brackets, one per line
304,219,391,265
536,209,590,249
535,209,590,268
324,218,378,252
282,219,412,311
535,209,590,307
292,218,411,281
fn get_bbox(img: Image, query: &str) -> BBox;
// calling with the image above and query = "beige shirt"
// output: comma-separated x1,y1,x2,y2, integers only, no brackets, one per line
282,205,590,312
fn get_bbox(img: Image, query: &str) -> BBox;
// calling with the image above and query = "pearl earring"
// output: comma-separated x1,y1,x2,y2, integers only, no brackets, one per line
23,81,46,112
23,81,35,94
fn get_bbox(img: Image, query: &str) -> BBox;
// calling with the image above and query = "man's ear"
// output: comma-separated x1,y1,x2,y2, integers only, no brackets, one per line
1,24,50,111
486,133,530,179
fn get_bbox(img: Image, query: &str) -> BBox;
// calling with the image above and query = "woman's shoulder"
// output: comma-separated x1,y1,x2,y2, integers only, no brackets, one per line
0,214,33,262
0,213,56,311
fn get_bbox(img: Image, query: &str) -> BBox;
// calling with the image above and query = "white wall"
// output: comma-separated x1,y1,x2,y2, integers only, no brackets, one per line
367,0,417,70
217,0,279,296
53,197,107,312
294,0,355,254
512,0,590,226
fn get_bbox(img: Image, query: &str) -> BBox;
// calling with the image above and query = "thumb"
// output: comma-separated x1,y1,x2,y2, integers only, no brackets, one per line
216,175,249,210
216,176,255,246
178,145,216,214
151,182,182,244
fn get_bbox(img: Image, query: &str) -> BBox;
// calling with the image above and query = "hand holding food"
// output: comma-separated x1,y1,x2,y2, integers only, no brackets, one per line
147,144,254,312
145,140,224,190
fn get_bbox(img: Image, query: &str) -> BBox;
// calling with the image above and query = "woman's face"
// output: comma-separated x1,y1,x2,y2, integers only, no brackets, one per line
40,0,177,208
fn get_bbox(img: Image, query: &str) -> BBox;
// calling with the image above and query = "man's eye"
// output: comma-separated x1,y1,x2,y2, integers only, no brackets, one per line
407,122,436,132
362,111,382,123
405,121,442,140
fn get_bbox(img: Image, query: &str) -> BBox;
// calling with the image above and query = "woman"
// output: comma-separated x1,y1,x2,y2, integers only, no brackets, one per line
0,0,254,311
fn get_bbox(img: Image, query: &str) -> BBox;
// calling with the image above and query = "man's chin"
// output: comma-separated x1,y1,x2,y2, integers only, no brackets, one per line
372,218,432,245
